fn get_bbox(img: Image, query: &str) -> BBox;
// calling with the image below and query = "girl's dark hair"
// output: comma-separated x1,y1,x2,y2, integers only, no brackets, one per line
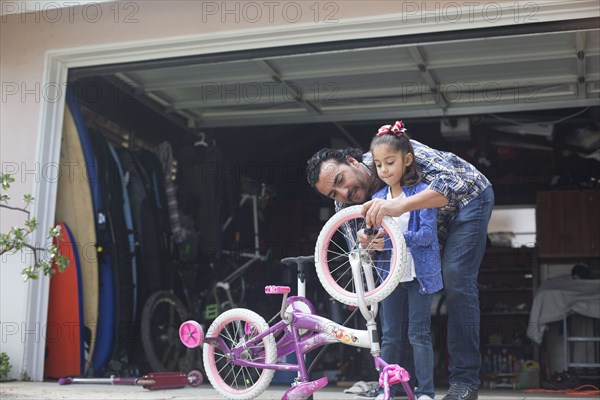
370,129,422,187
306,147,363,187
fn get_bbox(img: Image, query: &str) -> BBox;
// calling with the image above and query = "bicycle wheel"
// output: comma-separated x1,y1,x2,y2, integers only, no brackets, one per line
203,308,276,400
141,291,193,372
315,205,406,306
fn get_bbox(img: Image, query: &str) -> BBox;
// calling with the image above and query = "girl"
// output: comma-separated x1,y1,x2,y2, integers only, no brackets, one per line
362,121,443,400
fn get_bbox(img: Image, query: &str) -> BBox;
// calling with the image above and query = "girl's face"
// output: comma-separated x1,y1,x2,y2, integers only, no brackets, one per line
372,143,414,188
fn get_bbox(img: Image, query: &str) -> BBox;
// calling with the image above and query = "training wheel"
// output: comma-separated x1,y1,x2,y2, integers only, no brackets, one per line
179,320,204,348
187,370,203,387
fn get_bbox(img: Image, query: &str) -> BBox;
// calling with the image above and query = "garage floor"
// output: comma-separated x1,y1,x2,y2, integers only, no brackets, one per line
1,381,595,399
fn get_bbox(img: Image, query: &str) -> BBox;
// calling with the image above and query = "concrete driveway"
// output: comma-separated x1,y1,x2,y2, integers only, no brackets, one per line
1,381,591,399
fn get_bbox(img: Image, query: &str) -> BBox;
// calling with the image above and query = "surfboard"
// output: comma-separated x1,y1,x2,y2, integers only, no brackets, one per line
88,129,135,363
44,222,84,378
55,106,98,375
66,95,115,374
108,143,138,323
116,149,164,322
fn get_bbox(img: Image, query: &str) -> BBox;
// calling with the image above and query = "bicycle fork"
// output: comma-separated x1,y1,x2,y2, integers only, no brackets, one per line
349,250,415,400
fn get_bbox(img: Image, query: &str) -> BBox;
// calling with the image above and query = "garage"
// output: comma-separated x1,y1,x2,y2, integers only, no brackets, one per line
63,15,600,387
1,1,599,397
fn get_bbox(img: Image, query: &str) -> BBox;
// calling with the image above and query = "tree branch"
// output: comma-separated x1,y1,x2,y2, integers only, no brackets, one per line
0,204,31,216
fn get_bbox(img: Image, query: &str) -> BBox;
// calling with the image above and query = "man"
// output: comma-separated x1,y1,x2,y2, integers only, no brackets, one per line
306,136,494,400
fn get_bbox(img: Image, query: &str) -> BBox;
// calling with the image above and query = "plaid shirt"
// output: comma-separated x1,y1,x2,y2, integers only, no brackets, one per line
335,140,491,243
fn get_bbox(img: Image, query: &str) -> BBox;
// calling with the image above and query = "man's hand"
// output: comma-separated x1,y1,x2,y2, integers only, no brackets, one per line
358,228,385,252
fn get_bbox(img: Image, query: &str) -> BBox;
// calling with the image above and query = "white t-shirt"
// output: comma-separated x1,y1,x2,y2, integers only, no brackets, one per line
386,188,416,282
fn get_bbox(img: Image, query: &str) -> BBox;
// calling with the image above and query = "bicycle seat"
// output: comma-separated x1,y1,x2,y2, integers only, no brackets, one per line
280,255,314,268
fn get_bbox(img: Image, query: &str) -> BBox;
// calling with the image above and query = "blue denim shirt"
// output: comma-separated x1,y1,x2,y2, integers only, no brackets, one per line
372,182,443,294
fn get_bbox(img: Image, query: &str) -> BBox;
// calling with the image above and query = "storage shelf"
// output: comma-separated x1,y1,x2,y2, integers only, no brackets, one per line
479,245,538,386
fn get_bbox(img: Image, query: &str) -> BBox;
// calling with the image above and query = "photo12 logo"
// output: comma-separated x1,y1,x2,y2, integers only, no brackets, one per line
400,2,539,24
199,1,340,24
1,1,139,24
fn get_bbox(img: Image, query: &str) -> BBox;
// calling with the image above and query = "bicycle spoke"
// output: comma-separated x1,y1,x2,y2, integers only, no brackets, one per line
329,233,351,255
204,309,275,396
328,257,351,275
325,250,349,262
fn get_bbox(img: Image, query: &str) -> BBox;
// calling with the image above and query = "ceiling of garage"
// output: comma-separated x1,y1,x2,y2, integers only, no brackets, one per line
102,25,600,130
71,17,600,206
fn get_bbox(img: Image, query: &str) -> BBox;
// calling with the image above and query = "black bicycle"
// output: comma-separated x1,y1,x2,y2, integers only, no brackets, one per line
140,191,271,374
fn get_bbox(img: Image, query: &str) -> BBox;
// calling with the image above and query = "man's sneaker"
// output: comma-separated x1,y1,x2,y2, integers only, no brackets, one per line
355,389,380,399
442,383,478,400
417,396,434,400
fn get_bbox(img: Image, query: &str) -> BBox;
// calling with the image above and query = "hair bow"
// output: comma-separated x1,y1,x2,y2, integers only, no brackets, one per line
376,121,406,137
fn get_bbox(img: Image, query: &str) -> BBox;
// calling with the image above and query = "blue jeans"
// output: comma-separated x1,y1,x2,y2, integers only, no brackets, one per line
442,186,494,387
381,279,435,399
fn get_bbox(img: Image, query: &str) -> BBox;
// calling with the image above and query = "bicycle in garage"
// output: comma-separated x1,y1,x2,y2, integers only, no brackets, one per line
140,191,271,374
179,205,416,400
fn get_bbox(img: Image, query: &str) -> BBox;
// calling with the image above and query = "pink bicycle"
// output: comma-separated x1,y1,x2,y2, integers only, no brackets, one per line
179,205,415,400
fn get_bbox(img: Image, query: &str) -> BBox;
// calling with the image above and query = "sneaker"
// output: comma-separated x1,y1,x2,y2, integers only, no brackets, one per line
417,396,434,400
542,370,580,390
442,383,478,400
374,393,398,400
355,389,380,399
345,381,370,394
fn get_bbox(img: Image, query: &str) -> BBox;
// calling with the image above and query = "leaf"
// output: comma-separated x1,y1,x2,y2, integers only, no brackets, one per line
25,218,37,233
49,225,62,238
56,256,70,272
22,267,38,281
1,173,15,190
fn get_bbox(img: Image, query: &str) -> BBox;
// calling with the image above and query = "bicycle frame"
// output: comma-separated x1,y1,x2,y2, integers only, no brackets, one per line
213,193,270,309
201,248,414,400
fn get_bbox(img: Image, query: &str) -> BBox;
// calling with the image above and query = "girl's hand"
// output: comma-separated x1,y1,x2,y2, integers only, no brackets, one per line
358,228,385,252
361,197,405,227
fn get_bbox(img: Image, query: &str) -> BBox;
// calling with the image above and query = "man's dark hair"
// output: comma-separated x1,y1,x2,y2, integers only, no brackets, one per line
306,148,363,187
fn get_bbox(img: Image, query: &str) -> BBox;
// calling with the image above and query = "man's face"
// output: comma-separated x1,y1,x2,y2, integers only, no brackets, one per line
315,156,370,204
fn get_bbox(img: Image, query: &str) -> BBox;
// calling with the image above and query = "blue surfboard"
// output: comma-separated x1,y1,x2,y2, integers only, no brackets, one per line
64,222,86,374
66,92,115,374
108,144,138,321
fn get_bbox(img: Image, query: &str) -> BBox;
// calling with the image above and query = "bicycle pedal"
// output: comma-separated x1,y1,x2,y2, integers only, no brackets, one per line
281,377,328,400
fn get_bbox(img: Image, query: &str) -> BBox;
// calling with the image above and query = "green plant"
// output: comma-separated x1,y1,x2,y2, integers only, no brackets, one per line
0,172,68,280
0,352,11,380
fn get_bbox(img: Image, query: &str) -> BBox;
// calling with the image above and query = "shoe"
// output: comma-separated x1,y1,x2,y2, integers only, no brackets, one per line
542,370,580,390
345,381,369,394
374,393,397,400
417,396,434,400
442,383,478,400
355,389,380,399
